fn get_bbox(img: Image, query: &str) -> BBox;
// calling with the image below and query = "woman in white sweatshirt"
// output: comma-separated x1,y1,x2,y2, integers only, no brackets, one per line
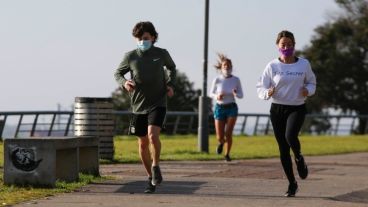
256,31,316,197
210,53,243,162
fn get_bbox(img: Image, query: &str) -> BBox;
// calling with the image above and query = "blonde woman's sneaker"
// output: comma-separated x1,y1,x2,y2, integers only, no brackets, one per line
216,143,224,154
151,166,163,186
295,155,308,179
224,155,232,162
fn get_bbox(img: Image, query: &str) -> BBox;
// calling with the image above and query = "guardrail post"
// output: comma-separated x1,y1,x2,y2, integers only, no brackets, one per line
48,113,57,136
64,113,73,136
265,118,271,135
334,117,341,135
30,114,39,137
350,117,356,134
253,115,260,136
15,114,23,138
187,116,194,134
173,116,181,134
240,116,247,135
0,116,6,139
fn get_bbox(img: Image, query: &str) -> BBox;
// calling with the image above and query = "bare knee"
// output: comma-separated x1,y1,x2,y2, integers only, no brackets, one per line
225,131,233,140
148,128,160,145
138,138,150,150
147,131,154,140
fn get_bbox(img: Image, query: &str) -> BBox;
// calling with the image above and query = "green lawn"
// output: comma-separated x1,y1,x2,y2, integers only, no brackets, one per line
1,135,368,206
112,134,368,163
0,173,105,206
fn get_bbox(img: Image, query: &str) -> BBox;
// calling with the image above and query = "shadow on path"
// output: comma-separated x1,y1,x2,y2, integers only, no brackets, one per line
331,188,368,204
88,181,332,201
87,180,207,195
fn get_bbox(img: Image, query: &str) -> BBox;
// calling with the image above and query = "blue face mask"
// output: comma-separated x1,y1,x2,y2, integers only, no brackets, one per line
137,40,152,51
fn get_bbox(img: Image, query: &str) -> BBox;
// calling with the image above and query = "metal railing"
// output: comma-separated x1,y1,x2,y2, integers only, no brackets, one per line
1,111,367,139
0,111,74,139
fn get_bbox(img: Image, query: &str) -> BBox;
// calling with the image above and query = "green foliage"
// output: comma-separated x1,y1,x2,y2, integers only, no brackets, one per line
111,87,131,135
300,0,368,133
112,70,201,111
166,71,201,111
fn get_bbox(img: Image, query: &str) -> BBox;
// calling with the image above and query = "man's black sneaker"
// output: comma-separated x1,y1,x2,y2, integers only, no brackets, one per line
144,177,156,193
295,155,308,179
151,166,163,186
216,143,224,154
284,182,298,197
224,154,232,162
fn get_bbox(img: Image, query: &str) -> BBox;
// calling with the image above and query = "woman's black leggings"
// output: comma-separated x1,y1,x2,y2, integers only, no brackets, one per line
270,103,306,184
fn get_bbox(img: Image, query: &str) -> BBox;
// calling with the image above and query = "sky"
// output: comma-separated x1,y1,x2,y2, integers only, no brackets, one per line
0,0,341,113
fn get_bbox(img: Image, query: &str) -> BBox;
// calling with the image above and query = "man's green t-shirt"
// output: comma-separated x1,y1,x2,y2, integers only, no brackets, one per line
114,46,176,114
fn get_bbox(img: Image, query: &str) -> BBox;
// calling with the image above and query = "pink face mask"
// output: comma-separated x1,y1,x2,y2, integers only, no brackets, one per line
221,68,232,78
279,48,294,57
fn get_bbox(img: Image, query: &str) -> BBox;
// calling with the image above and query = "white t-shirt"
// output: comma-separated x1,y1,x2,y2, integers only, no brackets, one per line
210,75,244,104
256,57,316,105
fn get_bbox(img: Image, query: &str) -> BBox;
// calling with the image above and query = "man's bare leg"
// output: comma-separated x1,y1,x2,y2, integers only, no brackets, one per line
148,125,161,166
148,125,162,185
138,135,152,177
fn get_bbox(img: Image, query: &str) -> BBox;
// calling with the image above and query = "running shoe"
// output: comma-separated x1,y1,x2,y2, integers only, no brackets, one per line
224,154,232,162
151,165,163,186
284,182,298,197
216,143,224,154
295,155,308,179
144,177,156,193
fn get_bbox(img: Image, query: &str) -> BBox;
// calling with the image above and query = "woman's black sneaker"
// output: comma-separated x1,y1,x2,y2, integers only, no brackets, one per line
295,155,308,179
144,177,156,193
216,143,224,154
284,182,298,197
151,166,163,186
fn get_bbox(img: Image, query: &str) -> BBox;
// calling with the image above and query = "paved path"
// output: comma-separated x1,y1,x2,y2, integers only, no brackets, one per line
15,153,368,207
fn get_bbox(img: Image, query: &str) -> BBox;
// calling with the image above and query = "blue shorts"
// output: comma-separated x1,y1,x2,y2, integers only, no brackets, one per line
214,103,238,121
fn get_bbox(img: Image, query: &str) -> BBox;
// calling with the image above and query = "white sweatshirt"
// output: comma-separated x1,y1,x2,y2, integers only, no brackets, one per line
210,75,244,104
256,57,316,105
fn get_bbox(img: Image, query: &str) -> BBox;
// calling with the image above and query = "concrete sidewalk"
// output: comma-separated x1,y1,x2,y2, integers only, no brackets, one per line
15,153,368,207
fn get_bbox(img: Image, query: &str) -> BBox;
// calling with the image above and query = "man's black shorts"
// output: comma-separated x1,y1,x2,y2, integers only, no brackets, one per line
129,107,166,137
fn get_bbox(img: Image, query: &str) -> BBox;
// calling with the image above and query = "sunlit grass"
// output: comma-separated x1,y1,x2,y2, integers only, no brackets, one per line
112,135,368,163
0,173,105,206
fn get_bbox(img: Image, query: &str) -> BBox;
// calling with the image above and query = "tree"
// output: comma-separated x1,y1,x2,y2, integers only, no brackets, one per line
166,71,201,111
300,0,368,134
112,70,201,111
